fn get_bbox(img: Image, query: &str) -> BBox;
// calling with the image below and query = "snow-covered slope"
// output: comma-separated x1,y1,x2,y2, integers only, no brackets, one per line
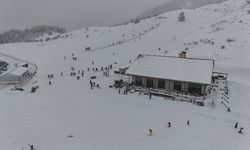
137,0,227,19
0,0,250,149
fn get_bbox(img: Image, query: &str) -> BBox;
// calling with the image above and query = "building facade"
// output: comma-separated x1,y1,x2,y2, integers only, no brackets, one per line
131,76,207,95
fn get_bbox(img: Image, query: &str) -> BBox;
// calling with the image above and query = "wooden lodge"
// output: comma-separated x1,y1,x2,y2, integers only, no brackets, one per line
125,52,215,96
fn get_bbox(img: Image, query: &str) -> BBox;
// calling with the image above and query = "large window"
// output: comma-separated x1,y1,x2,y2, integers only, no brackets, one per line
135,76,142,86
174,81,182,92
146,78,153,88
158,79,165,89
188,83,202,95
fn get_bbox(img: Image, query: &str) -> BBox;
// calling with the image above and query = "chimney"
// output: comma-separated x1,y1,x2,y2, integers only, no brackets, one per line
179,51,187,58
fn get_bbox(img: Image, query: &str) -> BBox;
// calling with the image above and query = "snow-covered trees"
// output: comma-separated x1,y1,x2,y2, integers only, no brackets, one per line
0,25,67,44
178,12,186,22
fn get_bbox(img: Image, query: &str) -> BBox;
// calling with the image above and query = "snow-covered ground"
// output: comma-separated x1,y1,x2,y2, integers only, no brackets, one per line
0,0,250,149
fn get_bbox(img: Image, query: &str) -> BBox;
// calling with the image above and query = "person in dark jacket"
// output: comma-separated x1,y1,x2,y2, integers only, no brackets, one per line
149,128,153,136
238,127,244,134
168,121,171,128
234,122,238,129
28,144,35,150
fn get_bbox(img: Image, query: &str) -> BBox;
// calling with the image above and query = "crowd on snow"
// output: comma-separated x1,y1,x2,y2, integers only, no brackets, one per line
24,121,245,150
46,52,116,90
148,121,244,136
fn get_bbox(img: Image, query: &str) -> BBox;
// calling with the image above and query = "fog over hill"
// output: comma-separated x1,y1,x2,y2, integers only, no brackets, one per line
0,0,169,33
138,0,227,19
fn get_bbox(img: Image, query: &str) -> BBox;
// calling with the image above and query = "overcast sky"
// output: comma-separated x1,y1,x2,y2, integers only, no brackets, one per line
0,0,169,32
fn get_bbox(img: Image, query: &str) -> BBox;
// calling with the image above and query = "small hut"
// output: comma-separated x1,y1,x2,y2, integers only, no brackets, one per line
0,67,30,84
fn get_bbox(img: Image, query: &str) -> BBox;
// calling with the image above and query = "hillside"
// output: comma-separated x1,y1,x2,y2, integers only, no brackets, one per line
0,25,67,44
0,0,250,150
137,0,227,19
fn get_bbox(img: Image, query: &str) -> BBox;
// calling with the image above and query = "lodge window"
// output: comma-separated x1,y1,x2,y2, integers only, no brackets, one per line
158,79,165,89
174,81,182,92
146,78,153,88
188,83,202,95
135,76,142,86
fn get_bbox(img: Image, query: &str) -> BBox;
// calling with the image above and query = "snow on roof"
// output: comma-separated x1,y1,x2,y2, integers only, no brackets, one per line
10,67,29,76
126,55,214,84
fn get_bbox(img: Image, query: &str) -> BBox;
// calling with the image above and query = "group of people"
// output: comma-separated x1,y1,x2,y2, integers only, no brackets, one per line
47,74,54,79
88,64,113,72
235,122,244,134
48,53,115,87
48,68,85,85
118,88,129,95
47,74,54,85
148,120,190,136
72,56,77,61
148,121,245,136
89,80,100,89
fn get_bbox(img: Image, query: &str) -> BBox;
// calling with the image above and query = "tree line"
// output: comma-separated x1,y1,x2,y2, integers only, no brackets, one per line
0,25,67,44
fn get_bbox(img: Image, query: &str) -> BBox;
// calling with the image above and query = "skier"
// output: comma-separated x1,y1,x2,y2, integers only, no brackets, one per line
149,128,153,136
238,127,244,134
168,121,171,128
187,120,190,125
234,122,238,129
49,81,51,85
28,144,35,150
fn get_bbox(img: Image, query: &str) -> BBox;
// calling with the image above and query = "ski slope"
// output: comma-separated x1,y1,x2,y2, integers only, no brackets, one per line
0,0,250,149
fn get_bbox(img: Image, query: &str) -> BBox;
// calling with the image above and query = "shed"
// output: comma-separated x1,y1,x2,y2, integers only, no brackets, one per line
0,67,29,84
